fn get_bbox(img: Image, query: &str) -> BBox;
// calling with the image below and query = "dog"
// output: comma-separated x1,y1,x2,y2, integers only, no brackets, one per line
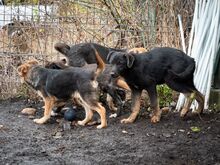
45,58,129,117
53,42,146,116
107,47,204,124
54,42,147,67
17,47,107,129
54,43,145,91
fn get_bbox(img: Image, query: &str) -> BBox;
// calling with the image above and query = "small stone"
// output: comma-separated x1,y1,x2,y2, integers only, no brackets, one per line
53,132,63,139
109,113,117,118
122,130,128,134
178,129,185,132
21,108,37,115
0,125,3,129
162,133,172,138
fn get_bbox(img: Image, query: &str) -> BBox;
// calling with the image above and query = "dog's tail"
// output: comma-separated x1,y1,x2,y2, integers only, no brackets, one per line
168,60,195,80
91,44,105,80
54,43,70,56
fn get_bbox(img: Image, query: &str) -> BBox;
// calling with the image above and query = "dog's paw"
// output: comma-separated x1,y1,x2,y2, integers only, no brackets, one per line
96,124,107,129
180,108,188,117
33,117,48,124
77,120,86,126
150,115,160,123
120,118,134,124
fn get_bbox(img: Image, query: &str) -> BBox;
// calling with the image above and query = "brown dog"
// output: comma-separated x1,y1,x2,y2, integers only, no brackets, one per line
17,47,107,129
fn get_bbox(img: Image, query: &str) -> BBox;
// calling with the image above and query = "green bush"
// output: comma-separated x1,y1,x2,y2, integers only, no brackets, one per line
156,84,173,107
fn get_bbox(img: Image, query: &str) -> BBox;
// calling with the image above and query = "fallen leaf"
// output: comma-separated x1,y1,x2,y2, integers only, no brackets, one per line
21,108,37,115
190,126,201,132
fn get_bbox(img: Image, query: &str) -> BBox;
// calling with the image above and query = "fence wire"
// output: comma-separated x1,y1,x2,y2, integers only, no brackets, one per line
0,0,194,99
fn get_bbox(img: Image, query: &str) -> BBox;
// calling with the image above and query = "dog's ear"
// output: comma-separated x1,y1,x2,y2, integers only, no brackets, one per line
125,53,135,68
107,51,116,63
17,65,28,76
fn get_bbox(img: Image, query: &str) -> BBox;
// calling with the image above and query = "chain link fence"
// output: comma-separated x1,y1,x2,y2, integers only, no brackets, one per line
0,0,194,99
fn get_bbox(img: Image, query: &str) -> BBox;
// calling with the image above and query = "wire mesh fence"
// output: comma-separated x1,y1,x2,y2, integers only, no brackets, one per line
0,0,194,99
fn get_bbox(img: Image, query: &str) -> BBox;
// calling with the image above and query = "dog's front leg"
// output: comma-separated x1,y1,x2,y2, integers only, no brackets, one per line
34,97,55,124
121,89,142,124
147,85,161,123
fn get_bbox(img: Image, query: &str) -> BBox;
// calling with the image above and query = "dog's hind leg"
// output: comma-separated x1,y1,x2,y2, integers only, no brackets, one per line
180,90,204,117
77,105,94,126
91,102,107,129
146,85,161,123
106,86,125,118
165,78,204,116
180,93,194,117
192,90,204,114
121,89,142,124
72,92,94,126
34,96,55,124
107,94,117,111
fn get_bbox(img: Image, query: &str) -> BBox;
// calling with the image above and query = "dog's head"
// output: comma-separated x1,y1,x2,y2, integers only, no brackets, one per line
17,60,38,83
107,51,135,78
45,59,67,69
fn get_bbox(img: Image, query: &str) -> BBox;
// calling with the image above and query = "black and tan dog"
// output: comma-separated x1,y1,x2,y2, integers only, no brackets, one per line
45,58,129,117
107,47,204,124
54,42,146,67
17,48,107,129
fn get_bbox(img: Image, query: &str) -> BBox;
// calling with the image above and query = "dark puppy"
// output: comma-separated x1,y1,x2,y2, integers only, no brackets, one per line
54,42,147,67
45,59,129,116
107,47,204,124
17,49,107,129
54,42,124,67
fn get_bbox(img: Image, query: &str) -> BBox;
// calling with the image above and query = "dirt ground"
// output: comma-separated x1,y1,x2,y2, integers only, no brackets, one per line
0,99,220,165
